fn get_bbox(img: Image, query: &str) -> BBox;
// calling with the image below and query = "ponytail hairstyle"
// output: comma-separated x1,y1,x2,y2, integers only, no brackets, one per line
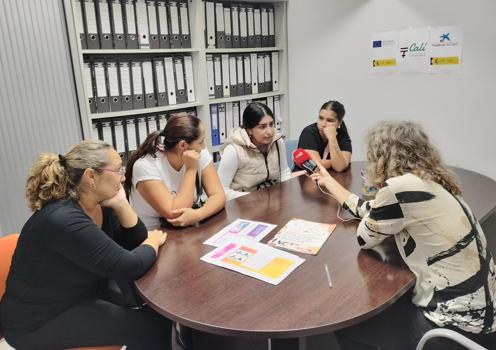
26,140,113,211
124,113,202,195
320,100,346,123
365,121,461,195
242,102,274,129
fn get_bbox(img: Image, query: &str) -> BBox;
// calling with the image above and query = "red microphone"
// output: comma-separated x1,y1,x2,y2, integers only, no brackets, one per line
293,148,318,174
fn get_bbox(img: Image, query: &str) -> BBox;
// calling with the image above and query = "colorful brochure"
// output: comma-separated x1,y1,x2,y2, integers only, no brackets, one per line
201,238,305,285
268,218,336,255
204,218,276,247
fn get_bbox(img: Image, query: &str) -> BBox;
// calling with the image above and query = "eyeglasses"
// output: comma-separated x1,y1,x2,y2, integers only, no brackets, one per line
95,167,125,175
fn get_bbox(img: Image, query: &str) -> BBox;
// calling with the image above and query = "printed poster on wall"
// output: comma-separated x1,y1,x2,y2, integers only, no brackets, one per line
371,25,463,74
397,27,430,73
428,25,463,73
371,31,399,73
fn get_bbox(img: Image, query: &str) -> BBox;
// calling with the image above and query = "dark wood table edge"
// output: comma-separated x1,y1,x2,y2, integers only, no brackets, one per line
137,275,415,338
134,162,495,338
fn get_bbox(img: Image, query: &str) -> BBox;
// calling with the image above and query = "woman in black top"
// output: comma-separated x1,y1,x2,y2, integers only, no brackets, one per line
295,100,352,172
0,140,170,350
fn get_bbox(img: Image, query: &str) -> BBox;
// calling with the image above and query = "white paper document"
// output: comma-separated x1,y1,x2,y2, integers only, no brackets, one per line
201,238,305,285
204,218,276,247
268,218,335,255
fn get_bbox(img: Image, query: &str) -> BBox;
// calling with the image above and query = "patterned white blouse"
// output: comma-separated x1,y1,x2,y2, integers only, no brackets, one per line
343,173,496,334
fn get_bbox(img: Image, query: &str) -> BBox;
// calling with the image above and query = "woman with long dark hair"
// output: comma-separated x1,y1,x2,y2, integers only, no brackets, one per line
295,100,352,172
217,102,292,200
125,114,225,229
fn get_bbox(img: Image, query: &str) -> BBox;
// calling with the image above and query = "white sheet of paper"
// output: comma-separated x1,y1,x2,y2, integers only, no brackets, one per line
204,218,276,247
201,237,305,285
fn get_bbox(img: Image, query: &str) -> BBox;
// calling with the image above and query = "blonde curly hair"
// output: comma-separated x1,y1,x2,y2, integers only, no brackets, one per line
26,140,112,211
365,121,461,195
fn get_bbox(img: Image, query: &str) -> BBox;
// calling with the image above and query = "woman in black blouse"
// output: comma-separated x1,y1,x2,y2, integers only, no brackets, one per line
295,100,352,172
0,140,170,349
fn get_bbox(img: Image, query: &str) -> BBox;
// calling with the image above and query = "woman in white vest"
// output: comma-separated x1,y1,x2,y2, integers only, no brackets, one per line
218,102,292,200
125,114,226,229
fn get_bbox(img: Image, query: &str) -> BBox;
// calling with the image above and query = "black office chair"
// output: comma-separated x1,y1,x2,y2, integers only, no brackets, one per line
416,328,487,350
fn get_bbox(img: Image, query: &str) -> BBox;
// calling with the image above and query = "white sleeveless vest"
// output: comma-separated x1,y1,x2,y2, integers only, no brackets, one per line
224,127,284,192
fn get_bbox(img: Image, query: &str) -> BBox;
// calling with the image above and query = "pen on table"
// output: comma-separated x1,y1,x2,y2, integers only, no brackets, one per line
324,264,333,288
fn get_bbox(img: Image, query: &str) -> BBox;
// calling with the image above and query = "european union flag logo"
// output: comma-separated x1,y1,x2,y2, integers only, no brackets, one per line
373,40,382,48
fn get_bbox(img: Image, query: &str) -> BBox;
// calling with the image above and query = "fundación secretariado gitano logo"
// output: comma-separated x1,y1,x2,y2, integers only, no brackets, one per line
399,42,427,58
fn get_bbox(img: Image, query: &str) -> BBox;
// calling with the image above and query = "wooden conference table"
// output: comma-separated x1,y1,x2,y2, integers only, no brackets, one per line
135,162,496,348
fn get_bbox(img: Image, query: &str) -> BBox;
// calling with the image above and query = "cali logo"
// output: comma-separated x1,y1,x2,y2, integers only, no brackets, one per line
399,42,427,57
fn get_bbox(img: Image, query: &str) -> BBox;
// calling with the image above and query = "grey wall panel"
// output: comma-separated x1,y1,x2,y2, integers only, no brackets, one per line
0,0,82,235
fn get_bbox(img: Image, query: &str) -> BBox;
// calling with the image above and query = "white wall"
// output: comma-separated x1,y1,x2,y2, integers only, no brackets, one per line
287,0,496,180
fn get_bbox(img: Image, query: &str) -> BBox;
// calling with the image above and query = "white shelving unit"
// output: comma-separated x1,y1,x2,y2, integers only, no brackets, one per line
64,0,288,154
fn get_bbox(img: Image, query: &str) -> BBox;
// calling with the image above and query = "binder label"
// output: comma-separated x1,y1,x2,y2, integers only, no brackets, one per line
157,2,169,34
155,61,166,92
84,0,98,33
142,61,154,94
268,7,275,36
224,7,231,35
74,0,85,36
132,62,143,94
107,62,120,96
114,120,125,153
180,2,189,35
94,63,107,97
148,1,159,35
112,1,124,34
170,1,180,35
174,57,185,90
83,63,94,98
99,0,112,33
119,62,131,95
125,2,136,34
126,118,137,151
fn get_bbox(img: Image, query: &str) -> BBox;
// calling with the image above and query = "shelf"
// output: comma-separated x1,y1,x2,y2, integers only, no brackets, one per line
82,48,199,55
205,47,283,54
66,0,288,148
90,101,203,120
207,90,285,104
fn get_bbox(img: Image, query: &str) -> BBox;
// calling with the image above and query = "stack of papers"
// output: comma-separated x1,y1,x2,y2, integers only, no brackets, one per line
201,218,334,285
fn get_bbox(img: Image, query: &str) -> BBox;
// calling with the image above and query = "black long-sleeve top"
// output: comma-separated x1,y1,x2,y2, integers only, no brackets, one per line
0,199,155,337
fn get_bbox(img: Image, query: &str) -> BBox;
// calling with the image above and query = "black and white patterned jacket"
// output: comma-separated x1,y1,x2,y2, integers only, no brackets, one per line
344,173,496,334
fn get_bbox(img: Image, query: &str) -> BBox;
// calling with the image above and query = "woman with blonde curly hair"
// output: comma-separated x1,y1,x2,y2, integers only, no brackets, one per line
312,121,496,349
0,140,171,350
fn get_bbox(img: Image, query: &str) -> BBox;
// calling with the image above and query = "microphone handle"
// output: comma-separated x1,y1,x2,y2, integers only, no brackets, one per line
302,162,316,174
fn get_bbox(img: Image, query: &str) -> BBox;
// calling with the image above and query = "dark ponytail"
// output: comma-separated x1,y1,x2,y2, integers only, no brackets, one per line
124,131,162,196
124,114,202,197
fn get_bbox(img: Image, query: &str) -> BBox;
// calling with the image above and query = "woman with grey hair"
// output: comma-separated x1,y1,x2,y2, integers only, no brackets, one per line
0,140,171,349
311,121,496,349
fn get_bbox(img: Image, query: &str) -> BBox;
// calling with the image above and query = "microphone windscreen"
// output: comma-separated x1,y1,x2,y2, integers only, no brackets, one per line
293,148,312,167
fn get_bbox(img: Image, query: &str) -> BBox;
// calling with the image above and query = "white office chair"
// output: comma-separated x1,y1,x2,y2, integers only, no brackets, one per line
416,328,487,350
